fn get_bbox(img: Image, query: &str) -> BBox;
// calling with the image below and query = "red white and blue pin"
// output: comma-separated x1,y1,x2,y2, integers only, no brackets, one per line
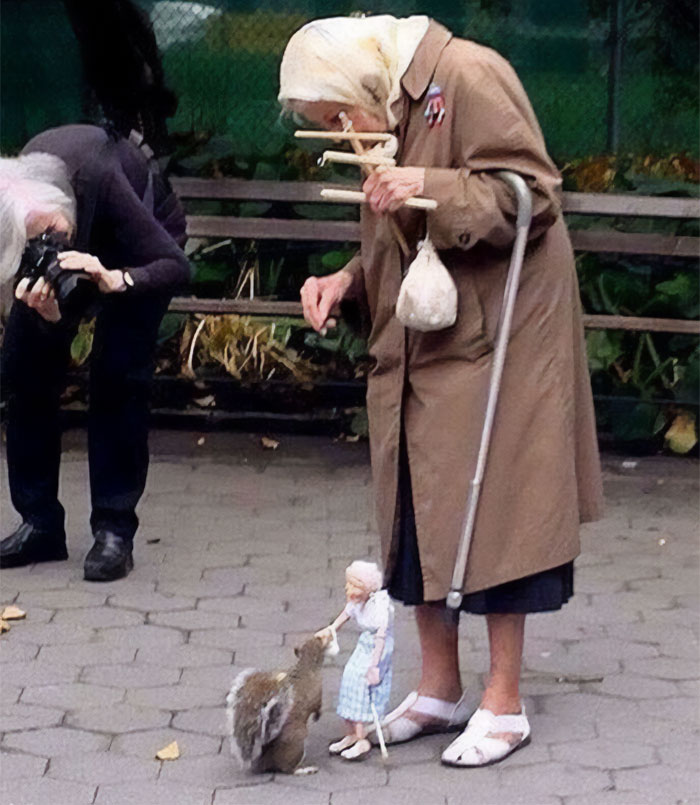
424,84,446,127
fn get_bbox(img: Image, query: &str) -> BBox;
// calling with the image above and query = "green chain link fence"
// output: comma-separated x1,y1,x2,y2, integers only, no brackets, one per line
2,0,697,163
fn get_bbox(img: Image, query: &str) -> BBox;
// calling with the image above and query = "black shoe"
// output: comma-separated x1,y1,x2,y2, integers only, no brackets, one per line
83,530,134,582
0,522,68,568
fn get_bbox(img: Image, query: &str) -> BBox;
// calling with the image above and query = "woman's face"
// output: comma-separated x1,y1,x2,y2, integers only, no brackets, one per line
25,209,72,240
296,101,388,133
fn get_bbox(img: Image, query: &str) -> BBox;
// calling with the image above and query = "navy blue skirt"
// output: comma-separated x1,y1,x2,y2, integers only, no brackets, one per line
387,438,574,614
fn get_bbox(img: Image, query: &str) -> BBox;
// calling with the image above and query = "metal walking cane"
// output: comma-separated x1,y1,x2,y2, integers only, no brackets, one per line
369,687,389,762
446,171,533,610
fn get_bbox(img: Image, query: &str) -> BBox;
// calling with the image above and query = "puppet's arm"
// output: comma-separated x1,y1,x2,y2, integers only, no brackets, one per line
315,608,351,640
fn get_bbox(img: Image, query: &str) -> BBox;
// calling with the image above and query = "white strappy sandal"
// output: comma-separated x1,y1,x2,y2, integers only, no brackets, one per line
369,691,472,745
441,706,531,767
328,735,358,755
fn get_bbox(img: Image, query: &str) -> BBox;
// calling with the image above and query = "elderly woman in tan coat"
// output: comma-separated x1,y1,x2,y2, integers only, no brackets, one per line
279,15,603,766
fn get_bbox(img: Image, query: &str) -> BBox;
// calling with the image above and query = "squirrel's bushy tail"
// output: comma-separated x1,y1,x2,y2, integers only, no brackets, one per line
226,668,295,770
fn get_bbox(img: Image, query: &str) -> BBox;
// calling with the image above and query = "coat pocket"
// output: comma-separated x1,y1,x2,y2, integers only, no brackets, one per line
411,269,492,364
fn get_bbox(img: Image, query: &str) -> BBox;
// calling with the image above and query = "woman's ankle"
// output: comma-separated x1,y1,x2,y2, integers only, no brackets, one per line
416,682,463,703
479,691,522,715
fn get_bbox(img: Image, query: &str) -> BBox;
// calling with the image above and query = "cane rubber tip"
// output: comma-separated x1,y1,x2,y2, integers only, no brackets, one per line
446,591,462,610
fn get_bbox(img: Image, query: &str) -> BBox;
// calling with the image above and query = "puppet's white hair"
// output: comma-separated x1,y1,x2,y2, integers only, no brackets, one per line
346,560,383,593
0,152,76,284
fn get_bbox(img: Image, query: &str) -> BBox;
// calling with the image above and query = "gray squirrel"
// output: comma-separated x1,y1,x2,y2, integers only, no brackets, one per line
226,633,335,774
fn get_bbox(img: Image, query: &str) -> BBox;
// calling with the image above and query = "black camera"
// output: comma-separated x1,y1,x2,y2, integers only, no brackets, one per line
16,231,97,321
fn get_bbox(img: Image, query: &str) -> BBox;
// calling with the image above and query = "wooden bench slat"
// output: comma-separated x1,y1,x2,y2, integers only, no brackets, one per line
568,230,698,257
582,315,700,335
169,298,698,335
174,178,700,219
186,215,360,242
187,215,698,257
169,298,304,316
173,178,348,203
562,191,700,218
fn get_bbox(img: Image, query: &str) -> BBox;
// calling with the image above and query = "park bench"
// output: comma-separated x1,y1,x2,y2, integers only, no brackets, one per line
169,177,699,337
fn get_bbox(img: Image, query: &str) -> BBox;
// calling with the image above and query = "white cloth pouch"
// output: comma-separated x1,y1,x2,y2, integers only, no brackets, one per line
396,235,458,332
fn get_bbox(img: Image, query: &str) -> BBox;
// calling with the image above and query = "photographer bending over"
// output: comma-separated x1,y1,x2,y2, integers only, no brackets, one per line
0,124,190,581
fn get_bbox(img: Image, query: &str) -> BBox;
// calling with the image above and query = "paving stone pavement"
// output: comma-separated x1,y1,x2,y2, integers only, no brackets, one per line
1,428,698,805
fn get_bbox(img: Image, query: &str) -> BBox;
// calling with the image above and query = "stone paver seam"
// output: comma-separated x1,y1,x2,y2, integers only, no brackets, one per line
1,747,50,774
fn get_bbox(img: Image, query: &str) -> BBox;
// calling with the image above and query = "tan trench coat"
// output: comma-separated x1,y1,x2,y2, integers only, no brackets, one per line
344,22,604,600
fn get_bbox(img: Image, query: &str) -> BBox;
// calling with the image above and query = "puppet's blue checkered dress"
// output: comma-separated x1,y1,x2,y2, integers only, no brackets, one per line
336,591,394,723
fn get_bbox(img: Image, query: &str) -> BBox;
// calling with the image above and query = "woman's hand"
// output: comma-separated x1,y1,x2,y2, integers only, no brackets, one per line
58,251,127,294
363,167,426,214
300,268,354,333
15,276,61,322
366,665,380,686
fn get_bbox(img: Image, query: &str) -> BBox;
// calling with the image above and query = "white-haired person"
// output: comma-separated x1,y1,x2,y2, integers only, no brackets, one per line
316,560,395,761
0,124,190,581
280,16,603,767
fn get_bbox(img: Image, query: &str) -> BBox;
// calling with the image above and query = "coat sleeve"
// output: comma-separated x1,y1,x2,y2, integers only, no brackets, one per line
422,58,562,251
97,166,191,293
341,252,365,296
338,250,371,336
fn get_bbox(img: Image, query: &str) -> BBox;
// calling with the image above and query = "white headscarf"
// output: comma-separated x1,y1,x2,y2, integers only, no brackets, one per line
346,560,383,593
278,15,430,129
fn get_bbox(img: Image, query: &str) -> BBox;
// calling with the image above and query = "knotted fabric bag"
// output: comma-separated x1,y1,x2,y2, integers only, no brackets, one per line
396,236,458,331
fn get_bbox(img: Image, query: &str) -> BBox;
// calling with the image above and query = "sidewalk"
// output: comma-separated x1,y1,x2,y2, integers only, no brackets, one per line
1,429,698,805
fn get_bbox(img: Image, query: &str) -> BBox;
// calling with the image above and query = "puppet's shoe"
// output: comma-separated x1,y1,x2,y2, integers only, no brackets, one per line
329,736,358,755
441,706,531,767
340,738,371,761
370,691,471,745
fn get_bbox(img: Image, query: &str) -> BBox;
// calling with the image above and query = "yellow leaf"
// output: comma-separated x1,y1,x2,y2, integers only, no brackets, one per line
156,741,180,761
665,412,698,455
1,606,26,620
193,395,215,408
0,619,10,633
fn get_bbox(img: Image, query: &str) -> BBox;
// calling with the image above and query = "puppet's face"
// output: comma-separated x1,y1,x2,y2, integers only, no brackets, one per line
294,101,388,133
345,576,369,603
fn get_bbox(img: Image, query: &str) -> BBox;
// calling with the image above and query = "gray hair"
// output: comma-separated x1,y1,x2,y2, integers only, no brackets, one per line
0,152,76,284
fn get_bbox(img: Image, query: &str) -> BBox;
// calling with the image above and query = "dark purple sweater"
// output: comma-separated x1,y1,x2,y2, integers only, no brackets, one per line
23,125,190,294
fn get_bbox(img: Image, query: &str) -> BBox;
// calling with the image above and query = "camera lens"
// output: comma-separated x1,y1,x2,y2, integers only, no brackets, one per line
53,271,98,320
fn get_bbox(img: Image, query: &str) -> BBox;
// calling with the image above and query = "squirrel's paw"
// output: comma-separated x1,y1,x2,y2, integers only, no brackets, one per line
294,765,319,775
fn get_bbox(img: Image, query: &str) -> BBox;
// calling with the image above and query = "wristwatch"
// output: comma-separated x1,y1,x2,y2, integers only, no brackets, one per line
123,271,135,290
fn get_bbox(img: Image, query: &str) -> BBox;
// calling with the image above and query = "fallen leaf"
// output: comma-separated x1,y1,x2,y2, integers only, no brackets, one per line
197,437,206,446
0,620,10,633
156,741,180,761
193,395,215,408
665,412,698,455
261,437,280,450
1,606,26,620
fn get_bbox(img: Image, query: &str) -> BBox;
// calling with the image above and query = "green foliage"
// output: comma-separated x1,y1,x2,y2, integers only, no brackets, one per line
70,320,94,367
158,313,187,345
580,249,698,450
304,320,368,367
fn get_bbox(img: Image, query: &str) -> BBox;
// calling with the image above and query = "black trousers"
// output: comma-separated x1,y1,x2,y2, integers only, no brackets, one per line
2,293,170,541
